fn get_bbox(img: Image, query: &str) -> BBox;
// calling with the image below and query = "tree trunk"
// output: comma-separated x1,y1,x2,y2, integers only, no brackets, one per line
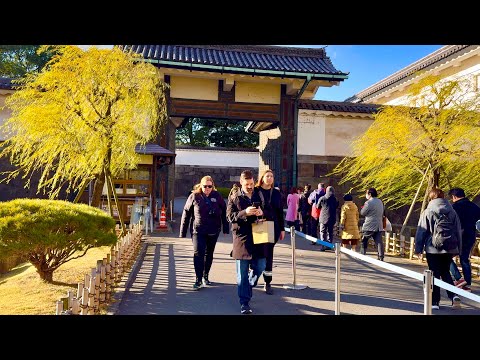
90,170,105,208
33,263,54,282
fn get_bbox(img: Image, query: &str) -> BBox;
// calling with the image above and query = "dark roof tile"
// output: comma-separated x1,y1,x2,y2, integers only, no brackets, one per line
120,45,348,77
135,143,176,156
346,45,478,102
298,99,382,114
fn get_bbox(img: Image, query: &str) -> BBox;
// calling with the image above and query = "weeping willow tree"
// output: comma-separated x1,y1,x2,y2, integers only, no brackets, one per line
332,75,480,226
0,45,169,233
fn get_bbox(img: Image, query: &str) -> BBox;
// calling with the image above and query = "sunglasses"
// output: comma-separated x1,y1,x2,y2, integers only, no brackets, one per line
202,185,213,188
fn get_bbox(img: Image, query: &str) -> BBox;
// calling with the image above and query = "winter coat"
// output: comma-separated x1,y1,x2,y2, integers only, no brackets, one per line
179,190,229,237
256,186,285,243
316,188,338,225
226,187,267,260
340,201,360,240
286,193,300,222
414,198,462,255
451,198,480,246
299,190,312,217
361,197,384,232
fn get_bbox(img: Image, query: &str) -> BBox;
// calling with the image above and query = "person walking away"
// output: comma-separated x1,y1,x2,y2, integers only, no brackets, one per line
227,170,267,314
447,187,480,292
286,187,301,231
360,188,386,261
179,175,229,290
339,193,360,251
299,184,312,235
316,186,339,251
255,169,285,295
415,188,462,310
308,183,326,240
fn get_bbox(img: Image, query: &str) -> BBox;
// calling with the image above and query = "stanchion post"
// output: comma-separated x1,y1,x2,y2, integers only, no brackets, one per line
335,242,341,315
283,227,307,290
291,226,297,286
423,269,433,315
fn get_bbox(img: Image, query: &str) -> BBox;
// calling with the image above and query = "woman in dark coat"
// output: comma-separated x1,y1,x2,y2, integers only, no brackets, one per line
255,169,285,295
179,175,229,290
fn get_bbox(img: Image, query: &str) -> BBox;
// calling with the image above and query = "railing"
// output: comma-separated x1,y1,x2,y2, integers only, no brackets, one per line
55,223,143,315
284,226,480,315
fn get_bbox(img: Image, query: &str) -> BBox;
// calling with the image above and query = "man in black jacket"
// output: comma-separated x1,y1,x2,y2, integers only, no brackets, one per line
227,170,266,314
448,188,480,291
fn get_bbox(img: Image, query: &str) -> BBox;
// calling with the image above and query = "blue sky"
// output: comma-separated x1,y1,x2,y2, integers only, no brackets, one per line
303,45,443,101
85,45,444,102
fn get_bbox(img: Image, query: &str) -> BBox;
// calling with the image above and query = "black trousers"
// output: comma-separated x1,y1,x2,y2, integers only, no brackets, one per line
263,242,276,285
192,233,219,280
426,252,455,305
361,230,385,260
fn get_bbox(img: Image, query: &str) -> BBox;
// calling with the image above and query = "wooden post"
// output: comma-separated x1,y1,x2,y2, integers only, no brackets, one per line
56,300,63,315
81,287,89,315
88,272,96,315
71,298,79,315
409,236,415,259
385,232,391,254
400,234,406,257
100,258,107,306
67,290,74,309
95,264,101,313
77,282,84,301
392,233,397,255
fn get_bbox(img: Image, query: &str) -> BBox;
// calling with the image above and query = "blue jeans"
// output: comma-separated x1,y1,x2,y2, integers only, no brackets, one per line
449,237,475,285
236,258,266,306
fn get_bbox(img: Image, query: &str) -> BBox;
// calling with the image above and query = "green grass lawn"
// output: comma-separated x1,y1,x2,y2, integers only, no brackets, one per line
0,246,112,315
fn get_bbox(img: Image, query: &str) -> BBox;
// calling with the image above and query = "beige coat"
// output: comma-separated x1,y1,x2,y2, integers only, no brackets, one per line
340,201,360,240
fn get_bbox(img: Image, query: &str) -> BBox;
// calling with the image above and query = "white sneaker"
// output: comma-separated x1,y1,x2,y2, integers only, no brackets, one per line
432,304,440,310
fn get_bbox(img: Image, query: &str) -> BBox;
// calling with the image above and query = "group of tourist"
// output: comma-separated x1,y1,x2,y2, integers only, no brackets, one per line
179,171,479,313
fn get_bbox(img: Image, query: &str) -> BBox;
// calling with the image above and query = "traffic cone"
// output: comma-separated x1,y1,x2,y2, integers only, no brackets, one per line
158,204,167,229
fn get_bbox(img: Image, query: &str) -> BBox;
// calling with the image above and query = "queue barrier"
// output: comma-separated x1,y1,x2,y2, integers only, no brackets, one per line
284,227,480,315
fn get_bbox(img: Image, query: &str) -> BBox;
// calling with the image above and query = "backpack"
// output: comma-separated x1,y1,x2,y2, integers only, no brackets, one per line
431,212,456,250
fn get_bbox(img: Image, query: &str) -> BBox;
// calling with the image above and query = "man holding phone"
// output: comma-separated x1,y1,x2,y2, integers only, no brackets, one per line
227,170,266,314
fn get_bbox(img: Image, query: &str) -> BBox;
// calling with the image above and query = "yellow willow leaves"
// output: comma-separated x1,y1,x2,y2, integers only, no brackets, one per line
1,45,168,199
332,75,480,209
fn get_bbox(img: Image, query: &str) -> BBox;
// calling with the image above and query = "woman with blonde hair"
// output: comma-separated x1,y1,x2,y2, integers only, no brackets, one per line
180,175,229,290
255,169,285,295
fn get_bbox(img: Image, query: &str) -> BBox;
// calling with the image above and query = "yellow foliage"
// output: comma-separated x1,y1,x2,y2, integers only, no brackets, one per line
332,75,480,209
0,45,168,199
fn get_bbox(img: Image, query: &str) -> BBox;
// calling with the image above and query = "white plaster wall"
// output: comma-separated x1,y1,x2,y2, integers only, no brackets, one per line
175,148,258,167
297,110,374,157
384,63,480,106
325,117,373,156
297,111,326,155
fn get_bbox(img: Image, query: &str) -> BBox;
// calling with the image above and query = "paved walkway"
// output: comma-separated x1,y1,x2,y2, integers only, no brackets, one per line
111,217,480,315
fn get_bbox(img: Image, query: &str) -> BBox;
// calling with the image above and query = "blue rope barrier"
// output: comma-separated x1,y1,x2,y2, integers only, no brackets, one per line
284,227,334,249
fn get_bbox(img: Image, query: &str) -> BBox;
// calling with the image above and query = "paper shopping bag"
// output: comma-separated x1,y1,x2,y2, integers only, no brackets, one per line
252,219,275,244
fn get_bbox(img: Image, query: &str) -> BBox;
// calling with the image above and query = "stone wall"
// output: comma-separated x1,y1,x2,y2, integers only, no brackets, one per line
175,165,258,197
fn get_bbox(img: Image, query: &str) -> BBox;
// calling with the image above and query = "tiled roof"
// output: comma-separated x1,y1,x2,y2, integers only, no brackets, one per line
298,99,382,114
345,45,478,102
135,143,176,156
120,45,348,78
0,77,14,90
